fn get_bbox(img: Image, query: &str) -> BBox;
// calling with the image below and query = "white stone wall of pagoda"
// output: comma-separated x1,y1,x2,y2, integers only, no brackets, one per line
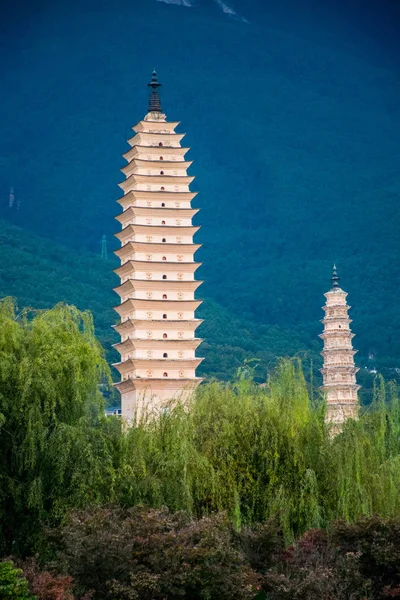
112,93,203,422
320,269,360,432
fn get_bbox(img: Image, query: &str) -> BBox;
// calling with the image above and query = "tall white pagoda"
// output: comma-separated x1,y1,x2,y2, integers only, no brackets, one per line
320,266,360,431
112,71,204,421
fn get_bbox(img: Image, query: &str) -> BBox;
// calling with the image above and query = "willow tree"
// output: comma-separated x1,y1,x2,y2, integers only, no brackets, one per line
114,360,400,542
114,360,328,539
0,299,117,555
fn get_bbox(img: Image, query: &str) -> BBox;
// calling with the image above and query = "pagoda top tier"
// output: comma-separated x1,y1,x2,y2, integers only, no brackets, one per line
133,121,179,134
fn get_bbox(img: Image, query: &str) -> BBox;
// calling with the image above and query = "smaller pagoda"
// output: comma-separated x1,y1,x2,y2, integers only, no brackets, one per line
320,266,360,431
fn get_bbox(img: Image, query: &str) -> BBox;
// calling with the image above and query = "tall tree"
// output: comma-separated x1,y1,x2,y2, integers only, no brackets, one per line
0,299,117,555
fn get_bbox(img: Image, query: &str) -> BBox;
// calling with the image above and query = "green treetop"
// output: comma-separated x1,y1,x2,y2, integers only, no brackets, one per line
0,299,116,555
0,561,35,599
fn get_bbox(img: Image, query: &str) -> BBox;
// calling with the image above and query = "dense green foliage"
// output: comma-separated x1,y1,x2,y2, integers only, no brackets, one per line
0,299,115,554
0,561,35,599
0,299,400,597
1,299,399,558
115,360,400,540
1,0,400,377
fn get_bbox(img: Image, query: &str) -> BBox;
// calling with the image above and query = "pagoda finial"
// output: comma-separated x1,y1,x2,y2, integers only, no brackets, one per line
147,69,162,113
332,263,340,289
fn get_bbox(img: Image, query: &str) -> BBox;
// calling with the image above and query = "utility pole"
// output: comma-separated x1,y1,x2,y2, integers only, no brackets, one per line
9,186,14,208
101,235,108,260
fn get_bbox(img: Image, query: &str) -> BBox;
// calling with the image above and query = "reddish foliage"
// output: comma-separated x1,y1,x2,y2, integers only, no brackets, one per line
18,558,79,600
383,585,400,598
8,513,400,600
52,507,260,600
261,518,400,600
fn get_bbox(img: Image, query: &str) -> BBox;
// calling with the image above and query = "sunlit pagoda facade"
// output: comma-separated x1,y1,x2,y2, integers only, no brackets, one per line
320,266,360,431
113,71,203,421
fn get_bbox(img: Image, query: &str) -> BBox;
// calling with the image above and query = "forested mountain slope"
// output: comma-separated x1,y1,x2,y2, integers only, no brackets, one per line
0,0,399,376
0,220,309,381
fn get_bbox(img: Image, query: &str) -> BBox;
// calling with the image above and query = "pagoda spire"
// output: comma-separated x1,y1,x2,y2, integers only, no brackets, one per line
331,263,340,288
148,69,162,113
319,267,360,434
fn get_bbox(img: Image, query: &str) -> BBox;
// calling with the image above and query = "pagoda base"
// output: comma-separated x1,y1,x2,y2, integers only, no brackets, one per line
114,378,202,423
325,401,359,436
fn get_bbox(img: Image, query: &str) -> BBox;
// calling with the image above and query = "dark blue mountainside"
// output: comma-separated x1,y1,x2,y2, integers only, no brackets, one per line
0,0,400,383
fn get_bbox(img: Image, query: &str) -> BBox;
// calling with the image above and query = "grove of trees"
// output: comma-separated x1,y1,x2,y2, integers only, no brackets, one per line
0,299,399,598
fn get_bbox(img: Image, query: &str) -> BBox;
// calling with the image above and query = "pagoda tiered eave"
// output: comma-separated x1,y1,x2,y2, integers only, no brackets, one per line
324,291,348,301
113,298,203,317
319,331,355,340
133,120,180,133
321,383,361,391
320,366,360,376
320,317,352,324
114,377,203,394
114,260,202,278
113,338,204,353
318,327,353,335
112,318,203,335
322,304,352,312
321,348,357,356
127,132,186,147
113,279,203,296
320,397,361,406
123,146,191,162
116,190,198,208
113,357,204,374
115,223,201,243
116,240,201,253
118,173,195,191
115,207,199,224
121,159,193,177
114,241,201,260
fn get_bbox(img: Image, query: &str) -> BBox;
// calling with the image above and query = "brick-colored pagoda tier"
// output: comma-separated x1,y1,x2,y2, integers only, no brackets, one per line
113,71,203,420
320,266,360,431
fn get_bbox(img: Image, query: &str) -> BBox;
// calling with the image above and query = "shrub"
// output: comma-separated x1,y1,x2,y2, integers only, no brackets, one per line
0,561,35,599
16,513,400,600
19,559,76,600
330,517,400,599
53,506,260,600
262,517,400,599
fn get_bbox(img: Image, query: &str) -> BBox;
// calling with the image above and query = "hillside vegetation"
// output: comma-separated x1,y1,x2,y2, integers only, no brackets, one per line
0,220,307,381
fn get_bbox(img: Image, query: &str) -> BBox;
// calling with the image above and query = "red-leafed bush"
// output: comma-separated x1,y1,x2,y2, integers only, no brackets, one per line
330,517,400,599
51,506,260,600
18,559,77,600
5,512,400,600
257,518,400,600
